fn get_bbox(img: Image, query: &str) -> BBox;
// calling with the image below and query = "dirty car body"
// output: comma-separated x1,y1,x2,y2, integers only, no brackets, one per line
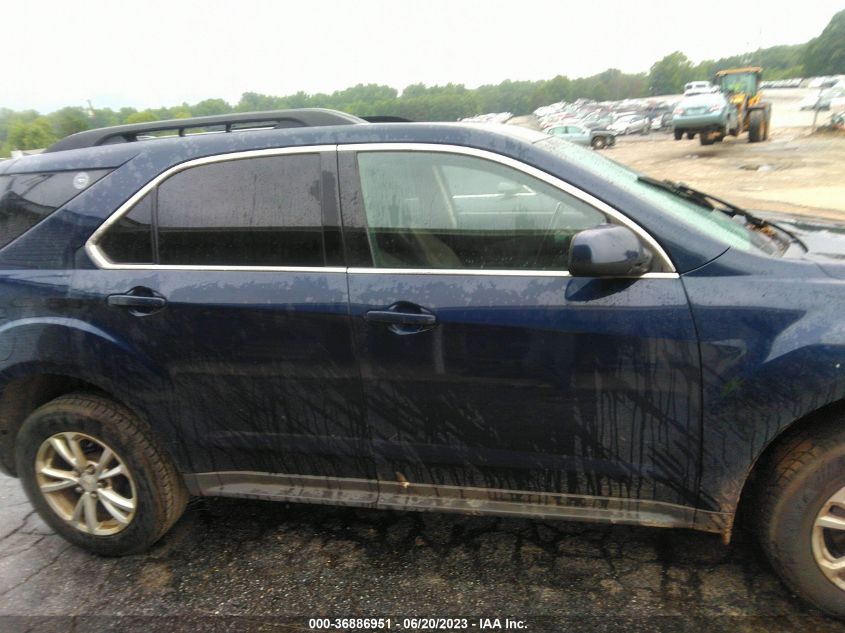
0,114,844,564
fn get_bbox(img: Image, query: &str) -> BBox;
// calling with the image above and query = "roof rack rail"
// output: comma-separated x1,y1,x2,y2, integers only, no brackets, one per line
45,108,367,153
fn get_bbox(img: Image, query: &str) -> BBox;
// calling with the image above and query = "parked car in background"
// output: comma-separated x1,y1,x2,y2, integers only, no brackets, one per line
800,93,823,110
547,124,616,149
649,111,673,131
816,87,845,110
672,91,739,145
684,81,713,96
608,114,650,135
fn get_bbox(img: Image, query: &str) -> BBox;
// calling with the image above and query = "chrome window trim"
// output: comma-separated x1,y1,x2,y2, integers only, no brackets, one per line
85,145,337,271
338,142,676,273
87,142,678,276
348,267,678,279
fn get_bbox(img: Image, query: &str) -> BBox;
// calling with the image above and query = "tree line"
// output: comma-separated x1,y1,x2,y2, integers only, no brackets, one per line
2,9,843,157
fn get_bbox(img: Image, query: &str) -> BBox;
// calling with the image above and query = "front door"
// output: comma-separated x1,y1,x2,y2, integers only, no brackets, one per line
72,148,374,497
339,146,701,513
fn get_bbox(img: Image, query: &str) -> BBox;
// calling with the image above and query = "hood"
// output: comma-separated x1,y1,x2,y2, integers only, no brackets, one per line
756,210,845,279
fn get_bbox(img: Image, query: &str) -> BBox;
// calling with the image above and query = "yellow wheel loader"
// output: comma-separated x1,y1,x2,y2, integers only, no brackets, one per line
714,67,772,142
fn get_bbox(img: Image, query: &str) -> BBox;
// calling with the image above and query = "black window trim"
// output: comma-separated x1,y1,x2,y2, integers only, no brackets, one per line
86,145,345,273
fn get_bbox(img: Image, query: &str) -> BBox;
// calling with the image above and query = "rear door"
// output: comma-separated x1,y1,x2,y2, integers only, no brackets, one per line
339,145,702,516
72,147,375,499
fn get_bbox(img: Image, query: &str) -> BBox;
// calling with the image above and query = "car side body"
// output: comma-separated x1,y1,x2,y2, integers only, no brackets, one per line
2,119,845,548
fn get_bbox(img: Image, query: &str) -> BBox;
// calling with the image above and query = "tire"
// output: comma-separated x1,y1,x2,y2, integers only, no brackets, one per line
749,109,764,142
15,392,188,556
757,419,845,617
591,136,607,150
699,131,715,146
674,129,683,141
686,131,695,140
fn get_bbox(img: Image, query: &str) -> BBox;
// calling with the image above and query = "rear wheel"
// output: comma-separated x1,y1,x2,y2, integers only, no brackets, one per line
591,136,607,150
674,129,683,140
686,131,695,140
16,393,188,556
699,131,715,146
757,419,845,617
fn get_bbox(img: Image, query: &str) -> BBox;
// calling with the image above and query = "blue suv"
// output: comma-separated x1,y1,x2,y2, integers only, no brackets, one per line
2,108,845,616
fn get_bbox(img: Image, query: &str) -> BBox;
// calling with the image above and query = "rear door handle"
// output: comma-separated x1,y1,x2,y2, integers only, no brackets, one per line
364,311,436,326
107,295,166,309
107,288,167,316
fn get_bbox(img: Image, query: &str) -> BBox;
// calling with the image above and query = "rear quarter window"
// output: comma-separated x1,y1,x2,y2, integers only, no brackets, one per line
0,170,110,249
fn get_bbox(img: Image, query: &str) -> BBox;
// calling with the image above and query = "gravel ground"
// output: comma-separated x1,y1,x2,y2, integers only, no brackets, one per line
2,473,844,633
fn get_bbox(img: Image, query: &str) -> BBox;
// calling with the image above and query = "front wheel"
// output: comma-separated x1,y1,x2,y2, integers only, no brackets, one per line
16,393,188,556
758,420,845,617
591,136,607,150
749,109,765,142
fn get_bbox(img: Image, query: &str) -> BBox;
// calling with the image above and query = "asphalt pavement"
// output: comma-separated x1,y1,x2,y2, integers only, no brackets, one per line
1,473,843,633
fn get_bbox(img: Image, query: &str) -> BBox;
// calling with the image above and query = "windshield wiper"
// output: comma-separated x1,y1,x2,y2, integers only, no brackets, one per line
636,175,767,224
637,175,806,252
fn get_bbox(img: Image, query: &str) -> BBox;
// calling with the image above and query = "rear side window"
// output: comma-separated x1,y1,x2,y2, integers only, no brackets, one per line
96,154,325,267
0,170,110,249
157,154,323,266
98,193,154,264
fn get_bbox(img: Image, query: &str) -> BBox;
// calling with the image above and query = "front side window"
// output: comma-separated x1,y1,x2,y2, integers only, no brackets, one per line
97,154,324,267
356,151,606,270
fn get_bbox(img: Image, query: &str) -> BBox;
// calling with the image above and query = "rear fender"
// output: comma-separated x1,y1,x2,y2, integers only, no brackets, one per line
0,318,187,471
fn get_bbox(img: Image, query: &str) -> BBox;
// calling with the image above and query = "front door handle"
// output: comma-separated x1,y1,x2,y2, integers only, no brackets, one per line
107,288,167,316
364,311,436,326
364,302,438,335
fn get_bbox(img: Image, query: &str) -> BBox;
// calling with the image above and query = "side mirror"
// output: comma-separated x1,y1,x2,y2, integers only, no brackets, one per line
568,224,653,277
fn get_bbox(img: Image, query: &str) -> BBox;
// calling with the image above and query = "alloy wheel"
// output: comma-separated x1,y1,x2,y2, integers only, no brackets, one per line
34,432,137,536
812,485,845,591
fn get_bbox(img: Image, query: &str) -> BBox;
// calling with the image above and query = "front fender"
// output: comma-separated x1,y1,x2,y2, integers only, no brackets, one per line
683,251,845,531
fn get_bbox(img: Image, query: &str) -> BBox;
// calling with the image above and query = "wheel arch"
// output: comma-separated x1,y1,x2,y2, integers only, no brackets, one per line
729,398,845,541
0,368,178,478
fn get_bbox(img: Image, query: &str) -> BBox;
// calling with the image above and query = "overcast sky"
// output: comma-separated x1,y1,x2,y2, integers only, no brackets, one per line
4,0,842,113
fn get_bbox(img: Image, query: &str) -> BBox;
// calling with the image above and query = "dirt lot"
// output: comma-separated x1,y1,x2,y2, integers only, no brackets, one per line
520,87,845,221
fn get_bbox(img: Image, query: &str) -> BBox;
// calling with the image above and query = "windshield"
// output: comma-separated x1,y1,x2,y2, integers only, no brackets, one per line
719,72,757,95
534,136,772,254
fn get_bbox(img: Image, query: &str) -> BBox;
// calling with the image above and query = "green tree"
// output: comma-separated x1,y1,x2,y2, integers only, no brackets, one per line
649,51,695,95
7,117,56,151
189,98,232,117
804,9,845,75
125,110,158,124
49,106,91,139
